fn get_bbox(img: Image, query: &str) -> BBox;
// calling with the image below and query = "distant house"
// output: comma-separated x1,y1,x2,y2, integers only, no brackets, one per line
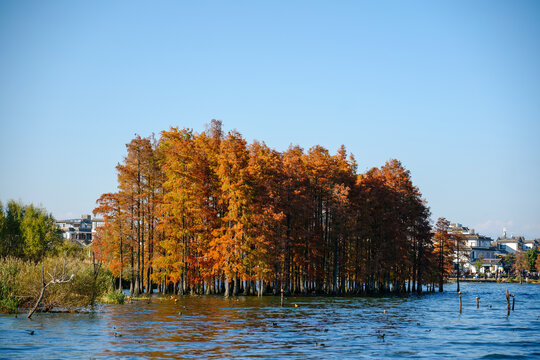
448,223,500,274
56,214,104,247
524,239,540,251
494,230,528,253
446,224,539,275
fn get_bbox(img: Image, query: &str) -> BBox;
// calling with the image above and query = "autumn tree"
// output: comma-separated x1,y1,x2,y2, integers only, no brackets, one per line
157,122,222,295
512,250,529,283
156,128,198,294
433,217,453,292
210,130,253,296
408,200,432,293
93,192,125,290
93,135,161,295
245,141,285,295
279,146,311,294
451,230,467,292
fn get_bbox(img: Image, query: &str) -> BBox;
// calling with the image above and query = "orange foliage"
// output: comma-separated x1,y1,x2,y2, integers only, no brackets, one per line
94,121,440,295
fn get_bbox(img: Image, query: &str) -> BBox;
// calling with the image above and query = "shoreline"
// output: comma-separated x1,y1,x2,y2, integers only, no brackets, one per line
448,277,540,284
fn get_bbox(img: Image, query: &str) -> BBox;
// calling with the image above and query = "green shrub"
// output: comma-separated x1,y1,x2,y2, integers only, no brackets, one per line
0,294,19,313
0,279,19,313
54,241,87,260
0,258,23,313
101,290,125,304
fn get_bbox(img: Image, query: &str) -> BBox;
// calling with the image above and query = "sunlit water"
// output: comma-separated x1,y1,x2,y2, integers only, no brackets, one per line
1,282,539,359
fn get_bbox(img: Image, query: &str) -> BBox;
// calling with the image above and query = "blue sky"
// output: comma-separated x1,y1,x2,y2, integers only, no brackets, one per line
1,1,539,239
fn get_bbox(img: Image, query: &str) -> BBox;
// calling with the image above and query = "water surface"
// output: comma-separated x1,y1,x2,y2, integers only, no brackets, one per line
1,282,540,359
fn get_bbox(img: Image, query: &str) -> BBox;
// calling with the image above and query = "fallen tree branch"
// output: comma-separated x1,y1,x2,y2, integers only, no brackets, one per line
27,256,74,319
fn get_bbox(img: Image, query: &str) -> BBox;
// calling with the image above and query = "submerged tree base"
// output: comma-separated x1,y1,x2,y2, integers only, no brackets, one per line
120,279,441,298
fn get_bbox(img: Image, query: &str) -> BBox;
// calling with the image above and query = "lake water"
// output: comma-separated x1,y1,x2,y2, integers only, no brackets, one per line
1,282,539,359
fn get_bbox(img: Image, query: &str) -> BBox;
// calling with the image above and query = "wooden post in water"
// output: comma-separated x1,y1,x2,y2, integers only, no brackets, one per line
281,288,284,307
512,294,515,311
506,289,510,316
476,296,479,309
458,291,462,314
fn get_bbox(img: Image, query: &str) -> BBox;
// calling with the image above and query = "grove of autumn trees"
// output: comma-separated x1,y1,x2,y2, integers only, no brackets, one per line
94,120,442,297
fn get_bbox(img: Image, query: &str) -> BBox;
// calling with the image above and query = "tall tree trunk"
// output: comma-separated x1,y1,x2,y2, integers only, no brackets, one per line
284,213,291,293
130,246,134,295
119,236,123,291
333,235,339,295
233,273,239,296
224,274,231,297
258,276,264,297
140,207,145,294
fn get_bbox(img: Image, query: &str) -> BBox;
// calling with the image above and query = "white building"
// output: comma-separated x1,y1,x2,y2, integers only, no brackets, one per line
448,223,501,274
524,239,540,251
56,214,104,247
494,229,527,254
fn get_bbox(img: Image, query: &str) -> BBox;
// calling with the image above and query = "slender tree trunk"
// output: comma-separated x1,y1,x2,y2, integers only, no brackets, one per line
119,236,123,291
412,243,417,292
224,274,231,297
258,275,264,297
140,208,145,294
233,273,239,296
284,213,291,294
333,235,339,295
130,246,134,295
438,242,444,292
145,221,153,294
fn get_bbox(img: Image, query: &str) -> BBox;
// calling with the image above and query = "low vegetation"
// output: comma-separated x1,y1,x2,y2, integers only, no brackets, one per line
0,255,115,314
100,290,125,304
0,200,116,314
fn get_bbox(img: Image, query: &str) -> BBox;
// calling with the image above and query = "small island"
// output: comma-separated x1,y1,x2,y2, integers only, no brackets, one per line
2,122,539,318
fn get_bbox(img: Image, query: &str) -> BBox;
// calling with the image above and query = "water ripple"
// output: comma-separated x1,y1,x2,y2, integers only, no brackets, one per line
1,283,540,359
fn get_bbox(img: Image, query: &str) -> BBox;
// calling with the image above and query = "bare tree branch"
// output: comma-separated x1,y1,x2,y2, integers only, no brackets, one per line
27,259,75,319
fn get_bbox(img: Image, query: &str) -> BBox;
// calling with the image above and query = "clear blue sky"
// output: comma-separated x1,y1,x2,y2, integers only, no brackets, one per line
1,1,539,240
